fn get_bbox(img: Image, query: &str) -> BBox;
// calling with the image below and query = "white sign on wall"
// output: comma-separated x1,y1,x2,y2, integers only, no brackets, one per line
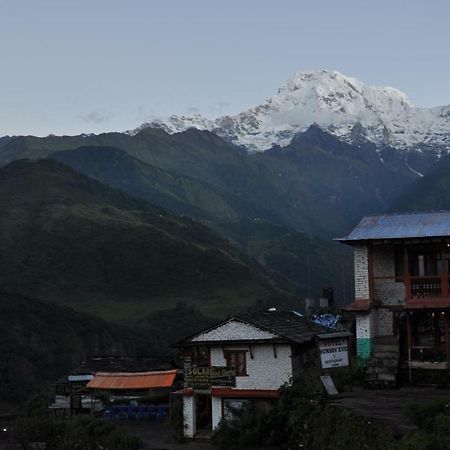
318,337,349,369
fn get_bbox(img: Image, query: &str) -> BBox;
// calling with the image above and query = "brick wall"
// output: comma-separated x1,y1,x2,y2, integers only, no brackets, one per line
354,245,369,299
372,245,405,306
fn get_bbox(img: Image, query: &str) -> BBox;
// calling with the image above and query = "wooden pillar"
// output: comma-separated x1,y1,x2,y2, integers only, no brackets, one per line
404,245,411,299
406,312,413,383
441,244,449,297
444,312,450,363
368,244,374,303
434,313,441,351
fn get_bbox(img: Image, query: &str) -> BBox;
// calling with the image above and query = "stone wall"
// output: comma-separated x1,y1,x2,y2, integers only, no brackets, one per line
372,245,405,306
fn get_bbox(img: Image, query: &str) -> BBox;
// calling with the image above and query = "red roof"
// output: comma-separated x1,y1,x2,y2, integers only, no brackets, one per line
211,388,279,399
342,299,371,312
405,298,450,310
87,370,177,390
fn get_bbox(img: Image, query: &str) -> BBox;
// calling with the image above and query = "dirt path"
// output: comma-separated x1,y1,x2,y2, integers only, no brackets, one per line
119,422,215,450
331,387,450,437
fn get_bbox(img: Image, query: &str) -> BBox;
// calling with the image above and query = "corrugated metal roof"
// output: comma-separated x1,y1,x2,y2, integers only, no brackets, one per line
86,370,177,390
337,211,450,242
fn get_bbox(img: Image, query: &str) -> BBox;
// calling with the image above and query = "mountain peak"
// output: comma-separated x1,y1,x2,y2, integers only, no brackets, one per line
132,69,450,152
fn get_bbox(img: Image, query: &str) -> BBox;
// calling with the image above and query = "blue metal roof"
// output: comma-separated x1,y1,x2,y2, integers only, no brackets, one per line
337,211,450,242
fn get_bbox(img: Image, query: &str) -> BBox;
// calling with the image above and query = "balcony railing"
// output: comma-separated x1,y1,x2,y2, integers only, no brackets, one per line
410,276,442,298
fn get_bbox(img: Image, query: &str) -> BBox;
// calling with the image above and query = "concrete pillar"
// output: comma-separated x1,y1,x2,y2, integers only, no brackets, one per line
211,397,222,431
356,311,374,361
183,395,196,438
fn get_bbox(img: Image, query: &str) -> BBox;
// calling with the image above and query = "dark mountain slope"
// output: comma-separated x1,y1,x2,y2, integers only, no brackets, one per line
49,146,268,222
390,154,450,212
211,219,354,304
254,126,419,236
0,159,291,321
0,127,419,237
48,145,353,301
0,292,152,403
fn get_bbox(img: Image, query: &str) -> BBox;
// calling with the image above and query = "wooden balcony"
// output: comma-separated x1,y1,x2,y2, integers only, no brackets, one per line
405,275,450,309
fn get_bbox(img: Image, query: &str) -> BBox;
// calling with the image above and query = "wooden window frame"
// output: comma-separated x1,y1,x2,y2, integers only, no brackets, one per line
224,350,248,376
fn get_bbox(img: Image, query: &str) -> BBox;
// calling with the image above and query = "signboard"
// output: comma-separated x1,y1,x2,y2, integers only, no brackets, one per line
318,337,349,369
320,375,338,396
184,366,236,389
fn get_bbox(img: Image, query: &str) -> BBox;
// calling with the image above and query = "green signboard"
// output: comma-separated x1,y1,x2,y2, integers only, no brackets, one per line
184,366,236,389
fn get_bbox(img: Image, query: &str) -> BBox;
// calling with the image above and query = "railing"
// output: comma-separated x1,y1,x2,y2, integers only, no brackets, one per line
410,276,442,298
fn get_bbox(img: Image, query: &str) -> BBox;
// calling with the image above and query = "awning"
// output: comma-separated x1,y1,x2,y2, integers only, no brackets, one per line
87,370,177,390
211,388,279,399
342,299,371,312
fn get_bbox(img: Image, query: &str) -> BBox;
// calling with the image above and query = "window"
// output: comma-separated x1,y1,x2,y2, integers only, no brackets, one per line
224,350,247,376
190,346,210,367
394,247,449,277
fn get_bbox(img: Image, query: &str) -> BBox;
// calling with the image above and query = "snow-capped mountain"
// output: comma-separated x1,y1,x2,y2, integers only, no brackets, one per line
133,70,450,152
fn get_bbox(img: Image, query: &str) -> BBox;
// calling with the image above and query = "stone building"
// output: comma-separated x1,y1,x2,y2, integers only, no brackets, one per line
175,311,348,438
338,211,450,386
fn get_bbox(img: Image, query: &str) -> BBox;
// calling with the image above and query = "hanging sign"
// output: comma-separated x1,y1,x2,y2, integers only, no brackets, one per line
318,337,349,369
184,366,236,389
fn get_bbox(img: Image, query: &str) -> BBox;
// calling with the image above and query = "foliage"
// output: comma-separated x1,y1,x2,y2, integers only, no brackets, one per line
13,416,141,450
309,406,394,450
0,158,293,322
0,292,152,403
403,399,450,430
213,377,396,450
397,400,450,450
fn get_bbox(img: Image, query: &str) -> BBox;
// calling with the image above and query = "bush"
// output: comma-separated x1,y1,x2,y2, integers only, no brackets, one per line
213,374,395,450
403,399,450,431
13,416,142,450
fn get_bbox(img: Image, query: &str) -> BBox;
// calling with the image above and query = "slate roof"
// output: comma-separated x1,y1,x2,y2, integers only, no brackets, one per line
178,311,335,346
337,211,450,242
234,311,330,344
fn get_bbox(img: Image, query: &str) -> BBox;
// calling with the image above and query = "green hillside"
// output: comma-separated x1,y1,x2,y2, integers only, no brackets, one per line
0,159,292,321
49,145,354,302
50,145,264,222
0,292,152,403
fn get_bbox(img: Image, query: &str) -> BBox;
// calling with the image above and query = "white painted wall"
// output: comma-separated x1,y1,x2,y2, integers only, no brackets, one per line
354,245,369,299
183,395,196,438
356,312,374,340
210,344,292,390
192,320,277,342
211,397,222,430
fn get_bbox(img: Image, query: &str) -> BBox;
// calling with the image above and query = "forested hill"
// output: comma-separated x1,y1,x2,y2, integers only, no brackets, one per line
0,159,294,321
0,292,150,403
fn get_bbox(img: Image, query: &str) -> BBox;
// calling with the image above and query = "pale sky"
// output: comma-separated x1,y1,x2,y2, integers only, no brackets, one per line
1,0,450,136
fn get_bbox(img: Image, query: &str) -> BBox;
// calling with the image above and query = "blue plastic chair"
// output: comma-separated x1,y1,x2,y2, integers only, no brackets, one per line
156,405,168,422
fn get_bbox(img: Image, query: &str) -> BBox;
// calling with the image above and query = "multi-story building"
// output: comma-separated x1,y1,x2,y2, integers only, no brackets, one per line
175,311,348,438
338,211,450,385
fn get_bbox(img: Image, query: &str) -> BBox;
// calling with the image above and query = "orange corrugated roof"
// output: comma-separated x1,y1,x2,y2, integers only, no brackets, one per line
87,370,177,390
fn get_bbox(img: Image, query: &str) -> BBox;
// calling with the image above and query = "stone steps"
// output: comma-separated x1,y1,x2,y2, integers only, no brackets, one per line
365,336,400,388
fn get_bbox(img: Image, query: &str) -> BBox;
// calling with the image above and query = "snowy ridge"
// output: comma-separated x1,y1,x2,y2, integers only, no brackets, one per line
132,70,450,152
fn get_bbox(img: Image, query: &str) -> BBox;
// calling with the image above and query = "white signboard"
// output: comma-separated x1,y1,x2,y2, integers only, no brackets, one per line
319,337,349,369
